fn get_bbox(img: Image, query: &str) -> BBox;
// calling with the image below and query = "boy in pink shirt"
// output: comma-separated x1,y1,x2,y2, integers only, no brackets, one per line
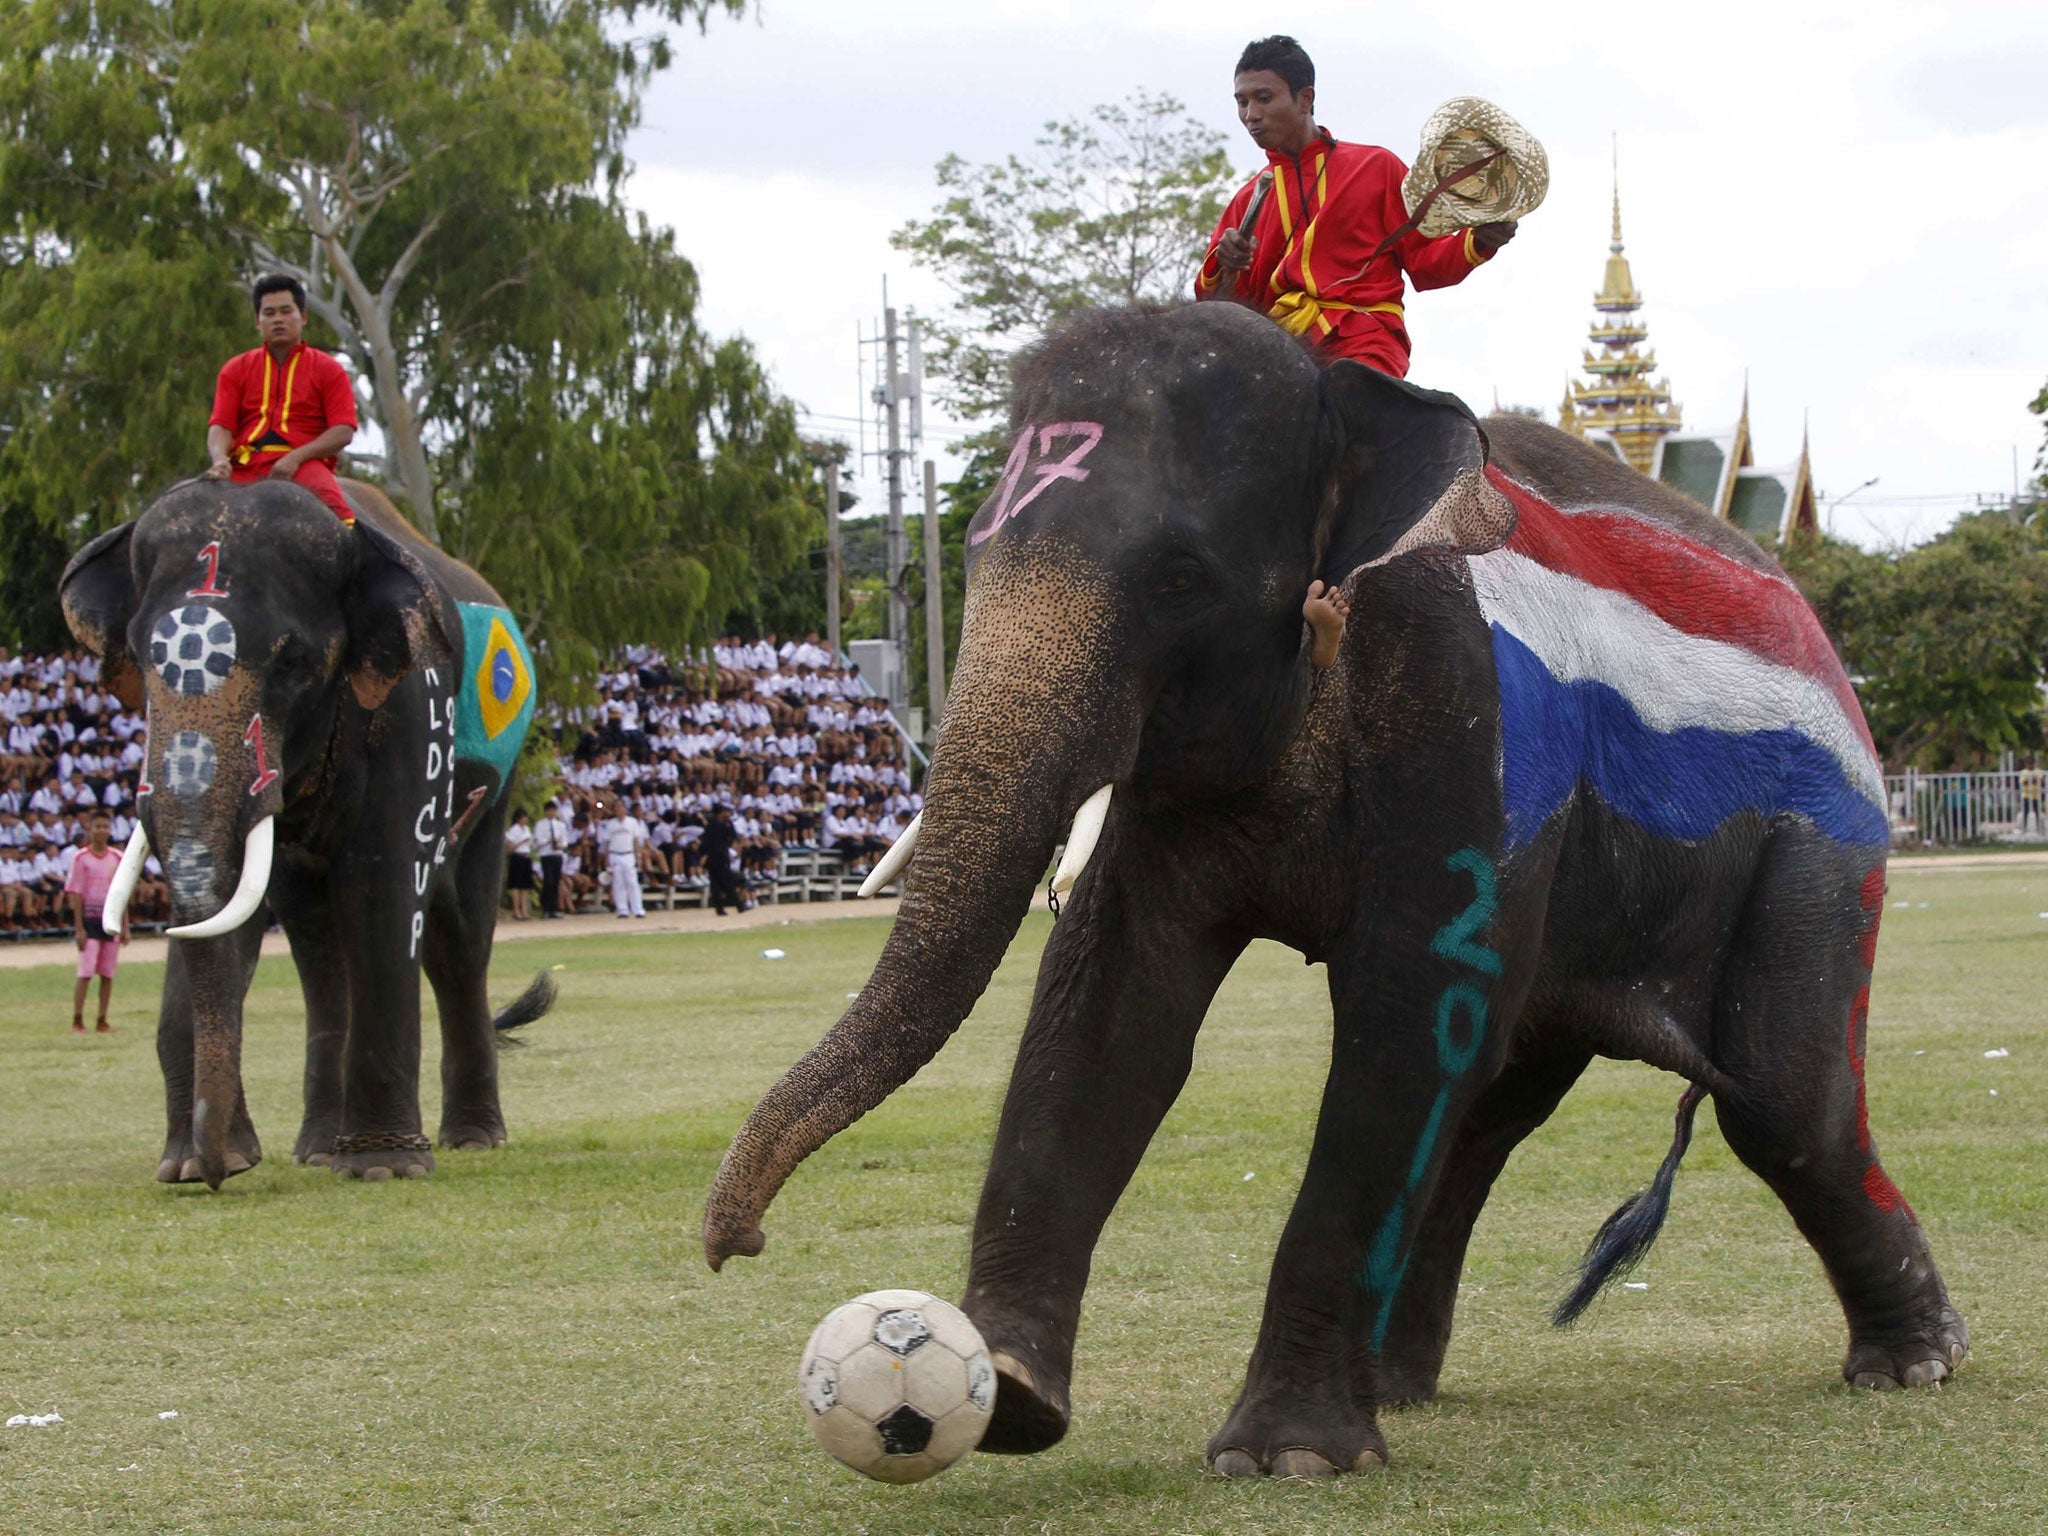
64,809,125,1033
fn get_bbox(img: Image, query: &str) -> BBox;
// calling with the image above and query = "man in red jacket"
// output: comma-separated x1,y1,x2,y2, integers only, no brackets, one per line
204,275,359,523
1195,35,1516,378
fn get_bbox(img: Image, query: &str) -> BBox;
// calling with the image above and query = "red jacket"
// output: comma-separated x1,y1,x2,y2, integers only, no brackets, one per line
209,343,358,467
1195,129,1492,373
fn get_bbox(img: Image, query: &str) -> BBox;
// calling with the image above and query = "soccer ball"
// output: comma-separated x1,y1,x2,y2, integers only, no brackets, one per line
149,604,237,697
161,730,218,798
797,1289,996,1483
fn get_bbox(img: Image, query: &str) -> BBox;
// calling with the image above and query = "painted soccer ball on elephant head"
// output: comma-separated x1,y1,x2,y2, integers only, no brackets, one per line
796,1290,995,1482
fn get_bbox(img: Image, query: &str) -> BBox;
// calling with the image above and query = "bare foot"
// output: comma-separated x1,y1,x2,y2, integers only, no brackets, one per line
1304,580,1351,671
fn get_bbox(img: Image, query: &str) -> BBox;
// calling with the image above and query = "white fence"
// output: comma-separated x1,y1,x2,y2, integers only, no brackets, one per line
1884,765,2048,847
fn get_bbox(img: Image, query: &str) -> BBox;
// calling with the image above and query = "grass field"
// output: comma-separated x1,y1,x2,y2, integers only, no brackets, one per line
4,864,2046,1535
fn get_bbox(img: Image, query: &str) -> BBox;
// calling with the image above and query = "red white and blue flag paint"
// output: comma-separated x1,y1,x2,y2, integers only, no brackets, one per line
1471,468,1888,853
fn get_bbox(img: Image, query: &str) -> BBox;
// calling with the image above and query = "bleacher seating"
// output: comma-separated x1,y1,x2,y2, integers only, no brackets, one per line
0,646,170,938
0,633,924,938
539,636,921,917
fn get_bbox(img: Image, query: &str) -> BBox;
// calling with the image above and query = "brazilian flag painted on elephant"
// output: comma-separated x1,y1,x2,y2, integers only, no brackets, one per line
454,601,536,793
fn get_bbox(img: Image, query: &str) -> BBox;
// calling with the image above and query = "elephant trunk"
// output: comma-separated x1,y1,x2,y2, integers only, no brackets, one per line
147,730,282,1190
703,551,1134,1269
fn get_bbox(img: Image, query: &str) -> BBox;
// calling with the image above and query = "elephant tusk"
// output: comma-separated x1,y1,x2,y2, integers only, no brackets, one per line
857,810,922,898
167,817,275,940
100,823,151,935
1049,783,1114,896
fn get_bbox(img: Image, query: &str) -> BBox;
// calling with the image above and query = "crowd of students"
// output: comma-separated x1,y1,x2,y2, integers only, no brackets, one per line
529,636,920,916
0,630,919,940
0,647,169,934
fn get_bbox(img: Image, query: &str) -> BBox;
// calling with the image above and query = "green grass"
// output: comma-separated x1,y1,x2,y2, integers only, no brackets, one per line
4,867,2046,1535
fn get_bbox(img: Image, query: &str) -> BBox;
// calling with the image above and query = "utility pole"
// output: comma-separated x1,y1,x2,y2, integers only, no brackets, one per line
922,458,946,730
825,461,843,656
883,303,906,651
859,282,924,714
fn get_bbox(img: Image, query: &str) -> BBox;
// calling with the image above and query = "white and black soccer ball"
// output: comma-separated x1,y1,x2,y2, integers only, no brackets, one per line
161,730,218,798
797,1289,995,1483
149,604,236,697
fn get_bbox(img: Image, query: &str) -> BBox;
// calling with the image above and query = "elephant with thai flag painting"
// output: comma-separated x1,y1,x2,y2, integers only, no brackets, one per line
61,476,553,1188
704,303,1964,1478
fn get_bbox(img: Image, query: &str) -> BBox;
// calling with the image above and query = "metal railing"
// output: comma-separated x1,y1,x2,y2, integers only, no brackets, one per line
1883,765,2048,847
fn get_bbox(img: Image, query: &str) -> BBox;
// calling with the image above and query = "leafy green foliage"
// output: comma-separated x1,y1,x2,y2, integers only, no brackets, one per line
0,0,820,707
0,499,72,651
2032,375,2047,490
1785,515,2048,769
892,92,1235,420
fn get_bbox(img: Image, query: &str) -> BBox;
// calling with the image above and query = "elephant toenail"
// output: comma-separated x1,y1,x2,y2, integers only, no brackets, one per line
359,1166,394,1183
1949,1342,1968,1366
224,1153,251,1174
1351,1447,1389,1473
156,1159,181,1183
1852,1370,1898,1391
179,1158,202,1182
1901,1360,1947,1388
400,1162,428,1178
1270,1449,1337,1478
1210,1449,1262,1478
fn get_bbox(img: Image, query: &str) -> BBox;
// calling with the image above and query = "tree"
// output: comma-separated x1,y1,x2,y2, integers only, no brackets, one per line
1,1,820,702
0,498,72,652
892,92,1236,420
2031,376,2048,502
1784,515,2048,769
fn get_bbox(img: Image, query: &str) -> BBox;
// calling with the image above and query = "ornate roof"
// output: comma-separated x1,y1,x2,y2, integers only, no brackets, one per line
1559,153,1681,474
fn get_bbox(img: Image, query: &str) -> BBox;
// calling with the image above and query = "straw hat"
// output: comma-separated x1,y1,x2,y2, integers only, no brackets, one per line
1402,97,1549,237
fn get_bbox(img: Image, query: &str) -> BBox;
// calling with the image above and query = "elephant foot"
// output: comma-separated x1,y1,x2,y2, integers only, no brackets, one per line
976,1344,1072,1455
1844,1305,1969,1391
1206,1392,1389,1478
330,1134,435,1182
292,1121,339,1167
155,1127,262,1186
436,1116,507,1153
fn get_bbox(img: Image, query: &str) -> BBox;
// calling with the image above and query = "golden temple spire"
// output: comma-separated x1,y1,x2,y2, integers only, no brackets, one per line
1560,138,1679,474
1611,139,1623,247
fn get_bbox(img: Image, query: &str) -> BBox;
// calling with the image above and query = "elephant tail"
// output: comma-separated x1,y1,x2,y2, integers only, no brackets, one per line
1553,1082,1707,1327
492,970,559,1050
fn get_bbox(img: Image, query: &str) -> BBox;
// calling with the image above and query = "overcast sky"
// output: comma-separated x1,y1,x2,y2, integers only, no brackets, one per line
623,0,2047,548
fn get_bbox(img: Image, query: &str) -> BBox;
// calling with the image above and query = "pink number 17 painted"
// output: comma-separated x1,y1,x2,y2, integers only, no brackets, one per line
969,422,1104,547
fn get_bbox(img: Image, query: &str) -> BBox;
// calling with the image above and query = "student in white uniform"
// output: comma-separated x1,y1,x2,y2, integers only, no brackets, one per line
602,802,648,919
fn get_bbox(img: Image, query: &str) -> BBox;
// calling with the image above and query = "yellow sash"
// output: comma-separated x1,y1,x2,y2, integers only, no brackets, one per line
1265,291,1405,337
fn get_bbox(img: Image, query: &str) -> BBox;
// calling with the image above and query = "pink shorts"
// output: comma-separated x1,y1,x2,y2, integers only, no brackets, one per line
77,936,120,981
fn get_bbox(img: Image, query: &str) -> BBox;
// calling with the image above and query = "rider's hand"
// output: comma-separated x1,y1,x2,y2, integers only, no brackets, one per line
268,453,302,480
1214,228,1256,274
1473,219,1518,254
204,457,233,481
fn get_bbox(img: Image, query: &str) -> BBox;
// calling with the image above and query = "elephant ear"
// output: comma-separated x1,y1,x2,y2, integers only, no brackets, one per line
346,517,458,710
1317,361,1516,586
59,522,145,709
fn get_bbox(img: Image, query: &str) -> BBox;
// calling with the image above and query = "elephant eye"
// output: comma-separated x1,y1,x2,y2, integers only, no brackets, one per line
1154,556,1209,600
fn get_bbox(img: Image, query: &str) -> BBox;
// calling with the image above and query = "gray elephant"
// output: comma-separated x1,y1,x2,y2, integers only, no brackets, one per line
704,305,1964,1475
62,477,551,1187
